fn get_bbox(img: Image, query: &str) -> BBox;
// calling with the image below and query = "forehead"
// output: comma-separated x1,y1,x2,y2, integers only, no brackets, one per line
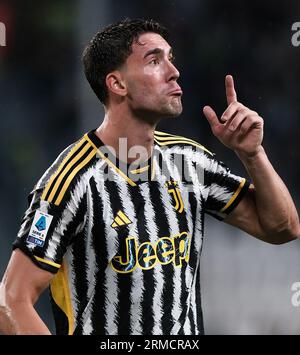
131,32,171,57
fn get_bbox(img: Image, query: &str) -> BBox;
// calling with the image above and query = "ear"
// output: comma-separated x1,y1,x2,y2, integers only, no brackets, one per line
106,71,127,98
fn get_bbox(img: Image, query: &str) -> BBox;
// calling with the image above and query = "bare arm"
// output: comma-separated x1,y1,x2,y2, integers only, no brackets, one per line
225,148,300,243
203,75,300,243
0,249,54,335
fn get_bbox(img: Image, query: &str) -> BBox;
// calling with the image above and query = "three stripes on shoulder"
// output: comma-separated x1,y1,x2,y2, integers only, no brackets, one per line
41,136,97,206
154,131,213,156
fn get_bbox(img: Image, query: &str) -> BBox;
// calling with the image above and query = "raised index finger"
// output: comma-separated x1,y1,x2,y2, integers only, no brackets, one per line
225,75,237,105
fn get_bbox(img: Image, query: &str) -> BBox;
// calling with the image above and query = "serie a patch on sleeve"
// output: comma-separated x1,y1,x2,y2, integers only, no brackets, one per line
26,210,54,247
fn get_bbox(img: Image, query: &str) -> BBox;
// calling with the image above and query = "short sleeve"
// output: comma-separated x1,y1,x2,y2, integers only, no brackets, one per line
13,183,87,274
204,156,250,221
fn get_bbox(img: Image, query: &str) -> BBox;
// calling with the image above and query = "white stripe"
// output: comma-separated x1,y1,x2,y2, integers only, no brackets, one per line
82,314,93,335
81,288,98,334
80,166,101,335
169,145,243,209
209,183,236,203
166,145,243,185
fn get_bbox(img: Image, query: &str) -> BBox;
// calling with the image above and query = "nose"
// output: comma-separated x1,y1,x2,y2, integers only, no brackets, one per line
167,60,180,82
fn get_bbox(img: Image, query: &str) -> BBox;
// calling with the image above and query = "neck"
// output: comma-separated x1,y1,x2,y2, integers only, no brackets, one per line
95,104,157,164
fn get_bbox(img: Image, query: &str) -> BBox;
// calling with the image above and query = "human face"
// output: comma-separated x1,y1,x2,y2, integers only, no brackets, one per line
122,32,182,123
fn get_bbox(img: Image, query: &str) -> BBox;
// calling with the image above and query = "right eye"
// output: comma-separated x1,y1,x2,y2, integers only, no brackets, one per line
149,58,159,65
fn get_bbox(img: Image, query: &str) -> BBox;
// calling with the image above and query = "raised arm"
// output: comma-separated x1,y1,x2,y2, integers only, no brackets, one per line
0,249,53,334
203,75,300,244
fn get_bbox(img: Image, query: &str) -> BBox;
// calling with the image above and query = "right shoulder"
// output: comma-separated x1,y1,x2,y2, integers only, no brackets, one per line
35,131,101,207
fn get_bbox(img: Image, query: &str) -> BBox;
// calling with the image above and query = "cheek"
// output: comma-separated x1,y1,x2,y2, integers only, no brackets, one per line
128,78,161,101
143,67,164,87
128,67,163,93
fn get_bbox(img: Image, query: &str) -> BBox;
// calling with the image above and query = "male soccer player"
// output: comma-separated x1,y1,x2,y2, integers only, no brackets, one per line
0,19,299,335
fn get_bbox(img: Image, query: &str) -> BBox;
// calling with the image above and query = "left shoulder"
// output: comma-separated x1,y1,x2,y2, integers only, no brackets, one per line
154,130,214,157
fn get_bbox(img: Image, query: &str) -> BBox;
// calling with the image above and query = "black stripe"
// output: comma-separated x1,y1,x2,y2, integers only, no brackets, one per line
154,133,201,145
44,140,88,201
154,135,205,147
188,303,195,335
154,138,202,151
88,176,108,335
206,195,229,213
87,129,103,148
154,159,175,335
171,153,191,333
154,131,185,139
205,169,245,191
186,191,200,335
50,146,94,204
63,192,89,335
50,294,69,335
195,268,204,335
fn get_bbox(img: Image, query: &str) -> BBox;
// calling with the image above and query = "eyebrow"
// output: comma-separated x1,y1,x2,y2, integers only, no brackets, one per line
143,47,173,59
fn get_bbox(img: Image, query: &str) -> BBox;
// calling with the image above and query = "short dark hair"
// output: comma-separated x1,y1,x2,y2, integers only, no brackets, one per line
82,18,169,105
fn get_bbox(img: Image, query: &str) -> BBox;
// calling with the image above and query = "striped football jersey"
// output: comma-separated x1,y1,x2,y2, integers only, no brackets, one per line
13,130,249,335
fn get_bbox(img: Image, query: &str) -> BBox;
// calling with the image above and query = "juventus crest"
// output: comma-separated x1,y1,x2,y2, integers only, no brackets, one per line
165,180,184,213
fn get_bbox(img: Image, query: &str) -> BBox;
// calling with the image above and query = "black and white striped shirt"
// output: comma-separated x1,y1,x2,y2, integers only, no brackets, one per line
14,130,249,335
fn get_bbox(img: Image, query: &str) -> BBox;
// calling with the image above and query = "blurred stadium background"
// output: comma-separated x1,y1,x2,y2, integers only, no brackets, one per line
0,0,299,334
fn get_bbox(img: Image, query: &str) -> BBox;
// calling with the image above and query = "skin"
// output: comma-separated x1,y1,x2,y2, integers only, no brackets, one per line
0,32,299,335
203,75,300,244
96,32,182,163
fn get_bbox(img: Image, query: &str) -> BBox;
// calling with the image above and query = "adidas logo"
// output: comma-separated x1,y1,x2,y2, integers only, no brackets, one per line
111,210,132,228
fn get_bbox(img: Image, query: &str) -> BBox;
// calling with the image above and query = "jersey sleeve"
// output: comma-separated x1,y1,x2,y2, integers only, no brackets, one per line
203,155,250,221
12,134,99,273
13,182,87,274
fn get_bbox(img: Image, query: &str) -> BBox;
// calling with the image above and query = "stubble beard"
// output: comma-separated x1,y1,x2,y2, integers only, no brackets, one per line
163,96,183,118
136,97,183,126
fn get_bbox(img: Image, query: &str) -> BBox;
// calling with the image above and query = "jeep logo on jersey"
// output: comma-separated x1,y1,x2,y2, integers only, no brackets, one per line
165,180,184,213
110,231,191,273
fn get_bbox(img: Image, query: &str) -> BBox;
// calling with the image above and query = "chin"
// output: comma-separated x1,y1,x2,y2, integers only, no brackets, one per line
163,102,183,118
133,101,182,124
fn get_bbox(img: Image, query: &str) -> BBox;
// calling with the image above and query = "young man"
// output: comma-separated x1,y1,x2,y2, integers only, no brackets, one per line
0,19,299,335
